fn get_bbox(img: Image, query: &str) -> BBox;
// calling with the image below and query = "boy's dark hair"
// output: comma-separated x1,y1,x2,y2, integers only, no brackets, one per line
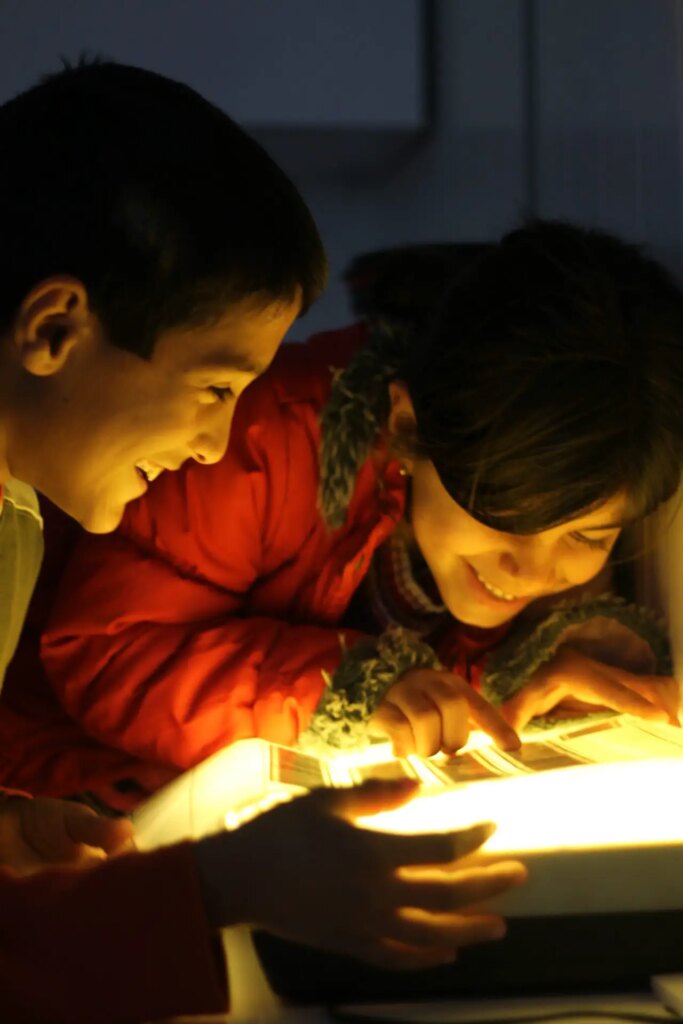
0,59,327,356
405,220,683,532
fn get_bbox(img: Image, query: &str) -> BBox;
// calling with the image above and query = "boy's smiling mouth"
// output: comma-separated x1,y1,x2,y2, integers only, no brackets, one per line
135,460,166,484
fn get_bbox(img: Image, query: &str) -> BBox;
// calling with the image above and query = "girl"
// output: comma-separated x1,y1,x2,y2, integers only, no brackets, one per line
39,221,683,802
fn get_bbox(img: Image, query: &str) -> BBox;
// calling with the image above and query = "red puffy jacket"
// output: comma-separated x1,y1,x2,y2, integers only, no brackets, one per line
42,325,410,780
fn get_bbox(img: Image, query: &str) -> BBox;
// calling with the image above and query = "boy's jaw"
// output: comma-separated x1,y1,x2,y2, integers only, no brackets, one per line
67,460,179,534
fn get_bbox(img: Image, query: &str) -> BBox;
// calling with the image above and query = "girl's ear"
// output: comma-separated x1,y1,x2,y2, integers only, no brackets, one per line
388,379,417,424
12,277,90,377
387,381,417,473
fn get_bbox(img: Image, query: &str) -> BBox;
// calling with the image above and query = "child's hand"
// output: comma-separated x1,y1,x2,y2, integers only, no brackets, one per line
195,779,527,970
0,796,133,875
370,668,520,757
500,647,681,732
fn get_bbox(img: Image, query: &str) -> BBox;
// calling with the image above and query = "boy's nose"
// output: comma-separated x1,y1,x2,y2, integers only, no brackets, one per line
192,408,234,466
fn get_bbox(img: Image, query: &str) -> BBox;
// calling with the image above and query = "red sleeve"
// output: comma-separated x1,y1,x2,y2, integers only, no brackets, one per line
43,533,356,768
42,356,361,773
0,842,225,1023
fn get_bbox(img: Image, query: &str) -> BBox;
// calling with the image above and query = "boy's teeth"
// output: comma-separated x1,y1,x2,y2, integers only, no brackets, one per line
135,461,164,482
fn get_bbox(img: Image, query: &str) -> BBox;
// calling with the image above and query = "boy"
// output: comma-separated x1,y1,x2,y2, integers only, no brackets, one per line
0,61,525,1023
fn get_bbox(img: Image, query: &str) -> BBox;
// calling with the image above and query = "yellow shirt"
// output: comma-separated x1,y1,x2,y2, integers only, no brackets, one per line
0,480,43,690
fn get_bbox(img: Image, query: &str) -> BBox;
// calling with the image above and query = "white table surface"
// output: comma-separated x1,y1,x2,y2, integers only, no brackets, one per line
163,991,674,1024
157,928,679,1024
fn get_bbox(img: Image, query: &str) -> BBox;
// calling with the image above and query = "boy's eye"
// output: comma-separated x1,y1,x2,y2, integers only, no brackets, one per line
570,531,611,551
209,386,234,402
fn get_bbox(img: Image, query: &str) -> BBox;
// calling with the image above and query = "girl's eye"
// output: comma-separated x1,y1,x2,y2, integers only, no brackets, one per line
209,386,234,402
570,531,612,551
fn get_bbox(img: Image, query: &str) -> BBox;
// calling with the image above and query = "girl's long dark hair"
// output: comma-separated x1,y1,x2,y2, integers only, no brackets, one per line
325,222,683,533
403,221,683,533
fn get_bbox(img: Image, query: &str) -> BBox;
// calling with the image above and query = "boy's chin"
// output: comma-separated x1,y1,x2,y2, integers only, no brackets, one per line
75,497,127,535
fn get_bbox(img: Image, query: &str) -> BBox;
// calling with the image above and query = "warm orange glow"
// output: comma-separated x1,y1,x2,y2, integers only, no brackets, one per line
356,758,683,853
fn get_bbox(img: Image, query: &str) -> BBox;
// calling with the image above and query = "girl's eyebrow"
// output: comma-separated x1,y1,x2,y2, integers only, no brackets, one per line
578,521,626,532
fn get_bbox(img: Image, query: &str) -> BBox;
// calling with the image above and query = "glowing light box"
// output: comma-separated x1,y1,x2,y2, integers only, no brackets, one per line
133,717,683,919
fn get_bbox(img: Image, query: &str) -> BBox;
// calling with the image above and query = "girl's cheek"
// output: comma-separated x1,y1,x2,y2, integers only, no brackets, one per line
565,551,611,586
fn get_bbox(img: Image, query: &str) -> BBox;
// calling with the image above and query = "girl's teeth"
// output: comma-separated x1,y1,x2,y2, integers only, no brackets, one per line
473,567,518,602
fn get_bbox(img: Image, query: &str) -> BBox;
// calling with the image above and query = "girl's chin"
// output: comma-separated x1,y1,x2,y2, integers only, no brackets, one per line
443,579,528,628
449,601,523,629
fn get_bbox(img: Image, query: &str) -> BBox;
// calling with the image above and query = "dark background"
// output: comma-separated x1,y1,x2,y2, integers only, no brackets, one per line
1,0,681,336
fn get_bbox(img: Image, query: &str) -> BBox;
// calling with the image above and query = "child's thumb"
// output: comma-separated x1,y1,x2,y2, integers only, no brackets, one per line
326,778,420,820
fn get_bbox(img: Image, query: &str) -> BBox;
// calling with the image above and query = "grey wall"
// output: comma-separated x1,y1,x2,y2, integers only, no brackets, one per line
1,0,681,335
0,0,426,128
288,0,683,334
534,0,683,276
286,0,529,334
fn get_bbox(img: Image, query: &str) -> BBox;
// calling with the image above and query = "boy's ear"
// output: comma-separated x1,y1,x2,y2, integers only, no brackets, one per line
12,277,91,377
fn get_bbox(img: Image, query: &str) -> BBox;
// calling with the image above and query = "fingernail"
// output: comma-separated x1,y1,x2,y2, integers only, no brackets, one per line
496,862,528,883
474,821,497,841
